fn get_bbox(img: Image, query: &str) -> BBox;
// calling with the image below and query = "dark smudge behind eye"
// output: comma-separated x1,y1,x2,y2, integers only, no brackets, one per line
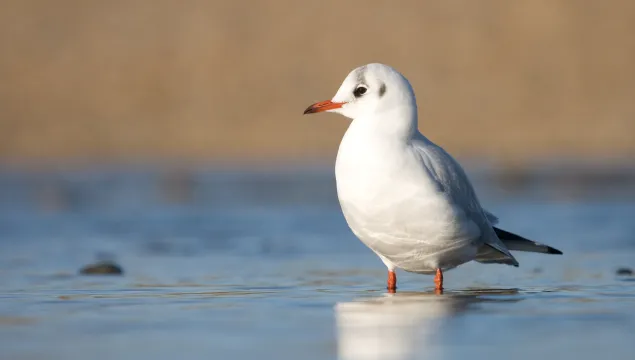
379,83,386,97
355,66,367,85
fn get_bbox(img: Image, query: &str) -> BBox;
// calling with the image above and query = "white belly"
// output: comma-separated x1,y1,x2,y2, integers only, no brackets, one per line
335,132,479,273
338,193,479,274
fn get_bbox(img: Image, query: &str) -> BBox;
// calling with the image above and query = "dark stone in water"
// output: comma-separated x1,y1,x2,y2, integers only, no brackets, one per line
79,261,124,275
616,267,633,276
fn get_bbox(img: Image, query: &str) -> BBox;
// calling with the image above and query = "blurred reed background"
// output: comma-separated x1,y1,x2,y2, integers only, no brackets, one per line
1,0,634,167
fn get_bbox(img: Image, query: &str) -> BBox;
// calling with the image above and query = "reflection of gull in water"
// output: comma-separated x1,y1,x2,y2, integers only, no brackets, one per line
335,290,519,360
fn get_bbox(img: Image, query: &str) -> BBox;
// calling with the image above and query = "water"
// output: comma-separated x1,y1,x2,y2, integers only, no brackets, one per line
0,165,634,360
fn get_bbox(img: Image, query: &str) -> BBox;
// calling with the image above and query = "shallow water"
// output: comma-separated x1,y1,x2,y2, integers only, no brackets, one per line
0,165,634,360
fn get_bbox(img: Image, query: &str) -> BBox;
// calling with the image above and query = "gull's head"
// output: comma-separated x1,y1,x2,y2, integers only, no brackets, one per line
303,63,417,121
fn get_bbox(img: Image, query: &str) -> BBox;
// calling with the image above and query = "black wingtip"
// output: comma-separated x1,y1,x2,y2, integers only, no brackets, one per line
547,247,563,255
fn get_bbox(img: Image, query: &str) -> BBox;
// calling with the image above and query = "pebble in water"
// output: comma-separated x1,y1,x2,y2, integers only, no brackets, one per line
79,261,124,275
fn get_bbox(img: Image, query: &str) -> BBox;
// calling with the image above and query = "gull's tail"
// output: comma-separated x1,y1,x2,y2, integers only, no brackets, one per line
494,227,563,255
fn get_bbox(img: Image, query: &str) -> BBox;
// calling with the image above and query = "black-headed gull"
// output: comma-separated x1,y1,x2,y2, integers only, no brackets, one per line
304,63,562,293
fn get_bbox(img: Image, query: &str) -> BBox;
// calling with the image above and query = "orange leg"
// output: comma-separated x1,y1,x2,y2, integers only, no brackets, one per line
387,270,397,293
434,268,443,294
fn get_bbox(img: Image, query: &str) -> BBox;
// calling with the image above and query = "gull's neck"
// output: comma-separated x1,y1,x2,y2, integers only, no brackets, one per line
355,103,419,143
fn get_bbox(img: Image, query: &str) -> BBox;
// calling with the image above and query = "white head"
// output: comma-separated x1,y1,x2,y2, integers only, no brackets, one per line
304,63,419,138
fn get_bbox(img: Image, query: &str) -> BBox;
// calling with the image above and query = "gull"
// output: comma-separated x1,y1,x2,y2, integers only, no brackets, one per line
303,63,562,293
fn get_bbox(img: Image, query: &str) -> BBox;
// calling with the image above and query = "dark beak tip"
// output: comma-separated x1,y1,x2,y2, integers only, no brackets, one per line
303,106,315,115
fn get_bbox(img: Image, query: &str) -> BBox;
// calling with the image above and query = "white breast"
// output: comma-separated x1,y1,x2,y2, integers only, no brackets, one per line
335,120,480,273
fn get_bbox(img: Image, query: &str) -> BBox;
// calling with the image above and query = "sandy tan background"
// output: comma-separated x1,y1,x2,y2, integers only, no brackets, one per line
1,0,634,166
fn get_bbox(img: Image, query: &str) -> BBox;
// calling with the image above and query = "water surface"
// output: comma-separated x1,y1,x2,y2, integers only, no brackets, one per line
0,165,634,360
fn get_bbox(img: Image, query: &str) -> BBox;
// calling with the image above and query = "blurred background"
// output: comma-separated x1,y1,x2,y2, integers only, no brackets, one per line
1,0,634,164
1,1,634,360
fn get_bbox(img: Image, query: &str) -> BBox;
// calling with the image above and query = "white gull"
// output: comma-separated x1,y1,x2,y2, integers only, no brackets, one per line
304,63,562,292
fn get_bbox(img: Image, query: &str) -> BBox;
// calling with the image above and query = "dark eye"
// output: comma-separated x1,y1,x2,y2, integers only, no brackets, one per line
353,86,367,98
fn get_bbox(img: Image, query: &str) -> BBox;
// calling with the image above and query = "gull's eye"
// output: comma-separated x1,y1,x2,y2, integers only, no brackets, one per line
353,86,367,98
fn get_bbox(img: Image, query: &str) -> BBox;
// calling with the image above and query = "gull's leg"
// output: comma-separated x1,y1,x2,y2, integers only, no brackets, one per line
387,270,397,293
434,268,443,294
378,255,398,293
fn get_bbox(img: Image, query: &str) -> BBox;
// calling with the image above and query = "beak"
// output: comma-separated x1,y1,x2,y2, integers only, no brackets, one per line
303,100,344,115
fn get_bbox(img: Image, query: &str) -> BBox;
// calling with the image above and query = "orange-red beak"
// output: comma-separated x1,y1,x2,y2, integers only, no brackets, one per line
303,100,344,115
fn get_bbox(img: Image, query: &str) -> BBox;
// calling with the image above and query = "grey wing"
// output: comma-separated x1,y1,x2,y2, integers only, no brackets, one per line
412,137,518,266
